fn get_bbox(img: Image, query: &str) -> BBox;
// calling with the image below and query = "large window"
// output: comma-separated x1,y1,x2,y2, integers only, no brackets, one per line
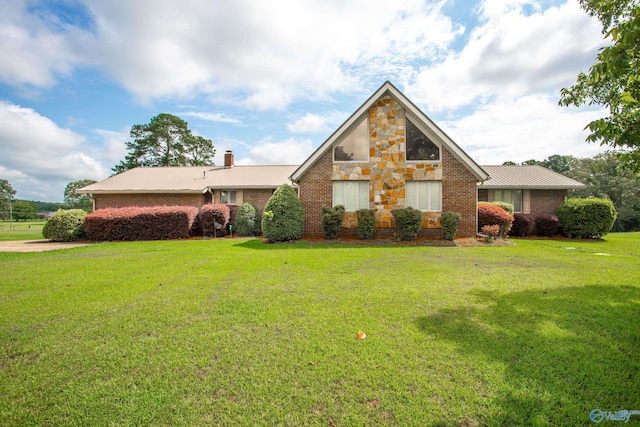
334,118,369,162
333,181,369,211
490,190,525,213
406,181,442,211
221,190,237,204
406,119,440,161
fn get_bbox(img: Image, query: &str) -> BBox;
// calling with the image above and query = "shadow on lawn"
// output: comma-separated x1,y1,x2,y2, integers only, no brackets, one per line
415,284,640,425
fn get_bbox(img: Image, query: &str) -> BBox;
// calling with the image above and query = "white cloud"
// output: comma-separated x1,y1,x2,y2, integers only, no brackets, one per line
237,137,315,165
287,113,330,134
1,0,462,108
441,94,608,164
407,0,604,112
0,0,88,87
179,111,240,124
0,101,108,200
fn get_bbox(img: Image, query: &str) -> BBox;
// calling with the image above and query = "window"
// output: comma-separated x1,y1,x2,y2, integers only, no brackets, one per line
221,190,236,204
334,118,369,162
405,181,442,211
406,119,440,161
333,181,369,211
489,190,531,213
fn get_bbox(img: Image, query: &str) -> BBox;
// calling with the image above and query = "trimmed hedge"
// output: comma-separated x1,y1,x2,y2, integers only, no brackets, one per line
262,184,304,242
197,204,231,237
321,205,345,240
556,198,617,238
534,213,560,236
235,202,262,236
478,203,514,237
441,212,462,241
392,207,422,241
510,213,535,237
84,206,198,241
42,209,87,242
356,209,376,240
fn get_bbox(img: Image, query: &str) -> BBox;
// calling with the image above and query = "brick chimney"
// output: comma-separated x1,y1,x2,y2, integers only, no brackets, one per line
224,150,234,168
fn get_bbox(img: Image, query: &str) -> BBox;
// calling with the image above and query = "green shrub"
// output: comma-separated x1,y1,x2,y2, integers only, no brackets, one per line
356,209,376,240
262,184,304,242
43,209,87,242
392,207,422,241
557,198,617,238
235,202,262,236
441,212,462,240
321,205,345,240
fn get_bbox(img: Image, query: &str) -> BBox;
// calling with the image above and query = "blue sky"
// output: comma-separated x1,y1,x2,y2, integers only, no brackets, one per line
0,0,608,202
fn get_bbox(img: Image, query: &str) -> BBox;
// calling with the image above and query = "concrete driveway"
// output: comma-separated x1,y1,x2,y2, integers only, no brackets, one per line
0,240,93,252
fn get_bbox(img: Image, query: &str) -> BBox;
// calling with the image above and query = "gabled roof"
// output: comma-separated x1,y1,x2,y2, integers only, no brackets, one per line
290,81,489,182
77,165,298,194
478,165,585,190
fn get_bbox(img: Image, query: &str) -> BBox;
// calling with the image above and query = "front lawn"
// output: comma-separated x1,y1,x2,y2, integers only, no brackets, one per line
0,221,46,241
1,234,639,426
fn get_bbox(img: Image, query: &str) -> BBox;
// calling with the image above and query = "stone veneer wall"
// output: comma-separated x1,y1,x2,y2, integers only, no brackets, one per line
94,193,205,210
299,93,479,238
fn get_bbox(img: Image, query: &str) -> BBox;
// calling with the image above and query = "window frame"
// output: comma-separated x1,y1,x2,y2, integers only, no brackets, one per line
332,181,369,211
488,189,530,213
220,189,237,204
405,118,441,163
333,118,370,163
405,181,442,212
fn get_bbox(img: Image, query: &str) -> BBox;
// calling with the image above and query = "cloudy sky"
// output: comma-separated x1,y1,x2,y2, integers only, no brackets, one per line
0,0,608,202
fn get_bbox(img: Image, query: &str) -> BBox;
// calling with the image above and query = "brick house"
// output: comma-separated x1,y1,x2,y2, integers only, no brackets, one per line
79,81,584,238
78,153,298,213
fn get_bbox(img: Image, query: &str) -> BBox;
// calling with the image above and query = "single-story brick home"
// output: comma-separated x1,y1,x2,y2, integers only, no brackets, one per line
79,81,584,238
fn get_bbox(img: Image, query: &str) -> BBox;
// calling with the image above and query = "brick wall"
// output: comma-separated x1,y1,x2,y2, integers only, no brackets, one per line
299,150,333,237
529,189,567,216
94,193,205,210
297,93,480,238
243,189,275,212
442,149,479,237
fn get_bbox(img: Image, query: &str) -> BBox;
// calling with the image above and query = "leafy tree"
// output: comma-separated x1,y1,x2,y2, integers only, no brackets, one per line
0,179,16,220
12,201,38,221
64,179,97,211
559,0,640,171
542,154,578,174
502,161,518,165
112,113,215,174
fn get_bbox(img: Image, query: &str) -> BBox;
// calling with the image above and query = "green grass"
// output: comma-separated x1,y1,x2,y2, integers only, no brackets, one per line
1,234,639,426
0,221,46,241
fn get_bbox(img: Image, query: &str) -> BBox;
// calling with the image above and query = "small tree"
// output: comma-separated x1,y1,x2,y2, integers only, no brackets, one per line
441,212,462,241
356,209,376,240
12,201,38,221
64,179,97,211
0,179,16,220
262,184,304,242
478,203,514,238
321,205,345,240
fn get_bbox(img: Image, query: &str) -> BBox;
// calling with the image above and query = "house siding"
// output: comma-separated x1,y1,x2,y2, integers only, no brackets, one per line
242,189,275,212
94,193,205,210
529,189,567,216
298,93,479,238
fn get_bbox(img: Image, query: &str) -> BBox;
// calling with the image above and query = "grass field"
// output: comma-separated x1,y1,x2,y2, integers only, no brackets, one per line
0,221,45,241
1,234,639,426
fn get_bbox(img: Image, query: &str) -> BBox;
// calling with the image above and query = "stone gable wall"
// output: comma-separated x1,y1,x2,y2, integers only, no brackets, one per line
299,93,479,238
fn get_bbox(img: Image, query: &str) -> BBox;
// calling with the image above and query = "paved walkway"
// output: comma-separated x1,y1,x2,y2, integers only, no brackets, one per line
0,240,94,252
